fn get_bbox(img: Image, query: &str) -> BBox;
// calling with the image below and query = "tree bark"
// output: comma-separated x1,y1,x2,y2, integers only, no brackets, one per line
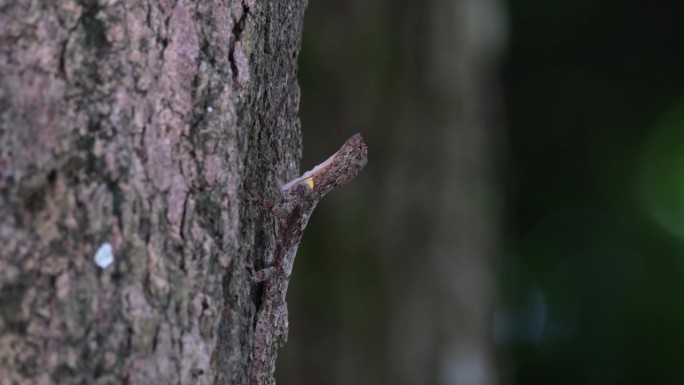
0,0,306,384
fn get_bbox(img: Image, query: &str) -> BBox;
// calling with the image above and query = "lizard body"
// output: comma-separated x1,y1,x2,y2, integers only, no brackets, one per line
249,134,368,385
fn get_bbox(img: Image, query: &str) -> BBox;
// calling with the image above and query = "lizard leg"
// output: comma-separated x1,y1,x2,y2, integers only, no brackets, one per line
248,185,287,218
250,265,277,283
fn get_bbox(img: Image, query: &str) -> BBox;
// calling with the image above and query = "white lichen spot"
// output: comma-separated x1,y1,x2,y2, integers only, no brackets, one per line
94,243,114,269
207,106,213,113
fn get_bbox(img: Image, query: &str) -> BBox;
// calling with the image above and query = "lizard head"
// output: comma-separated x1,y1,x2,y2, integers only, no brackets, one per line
307,133,368,199
281,133,368,202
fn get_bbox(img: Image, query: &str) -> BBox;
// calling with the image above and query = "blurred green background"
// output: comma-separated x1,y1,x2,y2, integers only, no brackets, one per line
501,2,684,384
280,0,684,384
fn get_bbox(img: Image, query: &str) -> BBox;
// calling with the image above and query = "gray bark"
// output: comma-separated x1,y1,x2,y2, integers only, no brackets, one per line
0,0,306,384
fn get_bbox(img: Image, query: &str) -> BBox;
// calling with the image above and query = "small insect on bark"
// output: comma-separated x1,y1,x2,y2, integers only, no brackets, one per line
249,133,368,385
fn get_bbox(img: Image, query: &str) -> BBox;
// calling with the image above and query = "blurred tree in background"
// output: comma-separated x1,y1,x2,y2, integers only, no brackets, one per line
278,0,505,384
280,0,684,384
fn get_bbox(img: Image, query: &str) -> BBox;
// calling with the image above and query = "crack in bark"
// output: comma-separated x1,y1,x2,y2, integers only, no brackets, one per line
228,1,250,87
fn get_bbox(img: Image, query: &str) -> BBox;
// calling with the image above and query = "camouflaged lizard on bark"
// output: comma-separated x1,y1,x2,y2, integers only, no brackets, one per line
249,134,368,385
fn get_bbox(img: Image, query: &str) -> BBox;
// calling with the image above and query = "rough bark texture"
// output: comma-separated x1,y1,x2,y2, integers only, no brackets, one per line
0,0,306,384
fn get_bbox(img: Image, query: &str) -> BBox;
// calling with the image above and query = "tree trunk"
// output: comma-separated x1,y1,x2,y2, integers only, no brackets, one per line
382,1,504,384
0,0,306,384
